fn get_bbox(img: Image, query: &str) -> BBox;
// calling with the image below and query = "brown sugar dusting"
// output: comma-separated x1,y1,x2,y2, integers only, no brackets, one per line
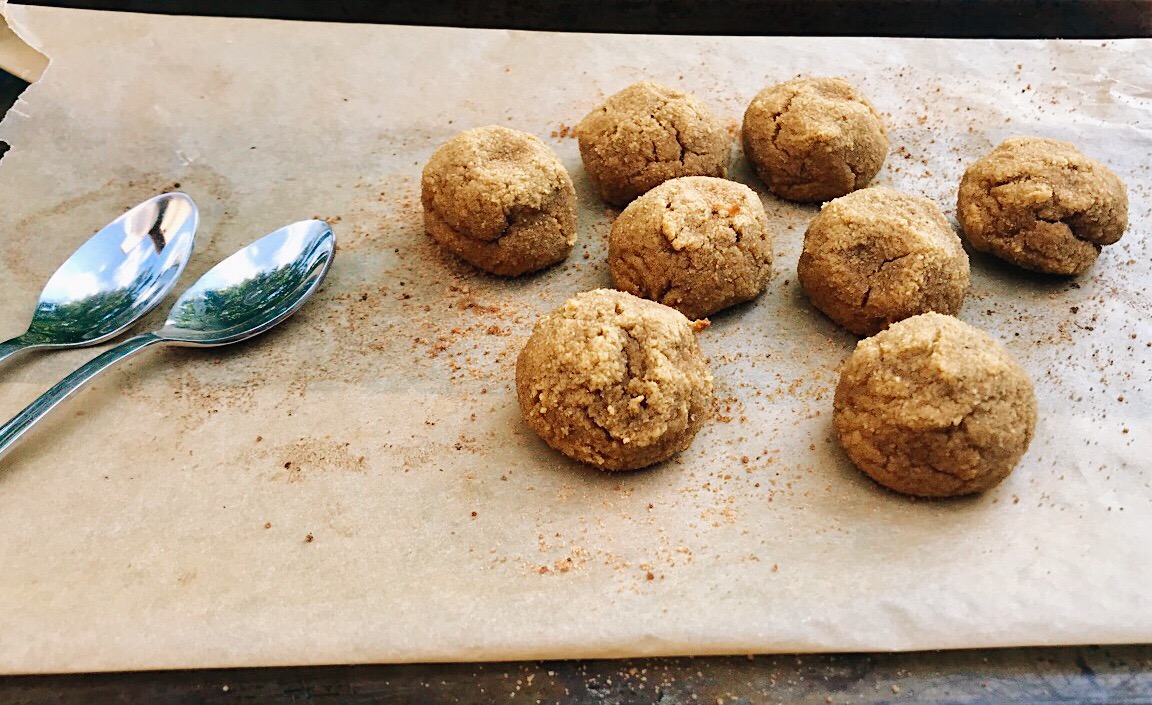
260,437,369,482
336,174,422,255
403,282,531,386
157,352,289,420
304,175,539,393
518,529,696,588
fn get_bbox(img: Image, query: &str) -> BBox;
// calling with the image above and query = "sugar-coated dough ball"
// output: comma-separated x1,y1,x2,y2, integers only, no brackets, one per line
575,82,731,207
516,289,714,471
957,136,1128,275
421,125,577,276
798,187,969,336
742,77,888,203
834,313,1037,498
609,176,773,319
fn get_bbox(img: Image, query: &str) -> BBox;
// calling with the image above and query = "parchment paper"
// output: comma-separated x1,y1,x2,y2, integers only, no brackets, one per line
0,5,1149,675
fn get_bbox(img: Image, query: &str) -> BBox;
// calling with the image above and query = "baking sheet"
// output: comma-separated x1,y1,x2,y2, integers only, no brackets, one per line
0,5,1149,675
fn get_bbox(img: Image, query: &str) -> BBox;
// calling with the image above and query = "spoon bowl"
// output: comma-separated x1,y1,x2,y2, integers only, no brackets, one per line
161,220,334,345
0,192,198,364
0,219,335,463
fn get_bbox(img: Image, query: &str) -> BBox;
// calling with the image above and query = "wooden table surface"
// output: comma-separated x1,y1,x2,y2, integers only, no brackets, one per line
1,3,1150,702
2,646,1152,703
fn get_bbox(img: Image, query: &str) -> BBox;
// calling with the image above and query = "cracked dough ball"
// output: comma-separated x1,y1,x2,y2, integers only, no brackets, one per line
516,289,714,471
834,313,1037,498
575,81,731,207
609,176,773,319
798,187,969,336
742,76,888,203
421,125,577,276
957,136,1128,275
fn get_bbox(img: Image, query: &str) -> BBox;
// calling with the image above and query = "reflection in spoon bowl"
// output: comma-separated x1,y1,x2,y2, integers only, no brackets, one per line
0,192,199,364
162,220,334,345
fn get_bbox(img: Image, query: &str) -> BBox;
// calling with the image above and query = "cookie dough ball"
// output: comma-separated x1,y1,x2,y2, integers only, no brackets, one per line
957,136,1128,275
742,77,888,203
575,82,731,207
798,187,969,336
834,313,1037,498
516,289,714,471
609,176,773,319
421,125,577,276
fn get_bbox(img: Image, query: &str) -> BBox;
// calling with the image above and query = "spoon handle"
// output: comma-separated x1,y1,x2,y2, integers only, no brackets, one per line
0,332,164,463
0,336,33,366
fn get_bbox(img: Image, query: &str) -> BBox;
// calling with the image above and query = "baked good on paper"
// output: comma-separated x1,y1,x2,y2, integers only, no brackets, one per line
798,187,969,336
516,289,714,471
956,136,1128,275
609,176,774,319
421,125,576,276
833,313,1038,498
742,76,888,203
575,81,731,207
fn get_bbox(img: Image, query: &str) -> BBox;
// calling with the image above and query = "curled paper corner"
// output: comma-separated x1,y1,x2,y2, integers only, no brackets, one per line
0,2,48,83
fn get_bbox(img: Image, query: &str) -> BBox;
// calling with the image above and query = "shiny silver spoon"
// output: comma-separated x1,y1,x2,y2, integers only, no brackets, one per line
0,193,199,365
0,219,335,463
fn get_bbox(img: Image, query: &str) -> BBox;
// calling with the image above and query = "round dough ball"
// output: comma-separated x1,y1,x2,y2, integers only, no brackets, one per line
742,77,888,203
575,82,731,207
421,125,577,276
834,313,1037,498
516,289,714,471
798,187,969,336
957,136,1128,275
609,176,774,319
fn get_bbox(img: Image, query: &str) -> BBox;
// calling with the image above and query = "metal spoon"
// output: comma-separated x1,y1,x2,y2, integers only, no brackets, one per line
0,193,199,365
0,219,335,463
